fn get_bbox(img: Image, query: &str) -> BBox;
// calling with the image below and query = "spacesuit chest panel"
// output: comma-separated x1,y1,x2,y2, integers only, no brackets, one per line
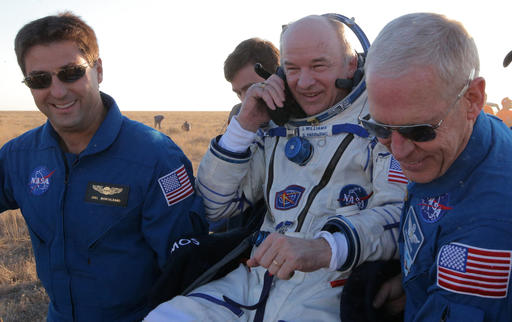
263,131,368,233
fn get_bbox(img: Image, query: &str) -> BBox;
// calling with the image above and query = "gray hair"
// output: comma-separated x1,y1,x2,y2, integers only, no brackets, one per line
280,15,355,67
365,13,479,99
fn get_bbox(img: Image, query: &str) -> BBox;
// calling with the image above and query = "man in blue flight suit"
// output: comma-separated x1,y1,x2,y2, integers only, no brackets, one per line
1,12,207,321
362,12,512,321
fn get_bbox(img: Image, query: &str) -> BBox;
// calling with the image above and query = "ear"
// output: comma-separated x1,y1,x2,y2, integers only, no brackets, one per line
465,76,485,121
345,55,358,78
95,58,103,84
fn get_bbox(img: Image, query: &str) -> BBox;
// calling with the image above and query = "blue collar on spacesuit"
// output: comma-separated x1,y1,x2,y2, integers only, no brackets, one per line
263,79,368,139
264,123,369,139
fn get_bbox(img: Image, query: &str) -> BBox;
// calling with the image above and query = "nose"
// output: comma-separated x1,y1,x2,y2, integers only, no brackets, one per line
296,70,315,89
49,76,68,98
388,131,415,160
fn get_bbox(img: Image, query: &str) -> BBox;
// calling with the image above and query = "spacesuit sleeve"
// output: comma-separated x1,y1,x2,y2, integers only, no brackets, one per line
140,143,208,269
195,135,266,221
0,141,18,212
410,222,512,321
322,142,406,272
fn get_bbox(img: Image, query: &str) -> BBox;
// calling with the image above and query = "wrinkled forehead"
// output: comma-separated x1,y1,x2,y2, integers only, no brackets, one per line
24,41,87,73
281,18,343,62
281,16,340,52
366,67,447,124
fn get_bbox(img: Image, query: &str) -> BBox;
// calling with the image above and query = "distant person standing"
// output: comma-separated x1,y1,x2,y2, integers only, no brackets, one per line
496,97,512,127
1,12,207,321
224,38,280,124
154,114,164,129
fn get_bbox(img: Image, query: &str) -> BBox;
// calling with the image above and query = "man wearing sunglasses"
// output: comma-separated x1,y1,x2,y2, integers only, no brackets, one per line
0,12,208,321
146,14,406,321
363,13,512,321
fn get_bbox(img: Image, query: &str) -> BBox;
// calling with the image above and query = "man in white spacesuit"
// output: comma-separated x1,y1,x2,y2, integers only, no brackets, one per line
145,14,407,321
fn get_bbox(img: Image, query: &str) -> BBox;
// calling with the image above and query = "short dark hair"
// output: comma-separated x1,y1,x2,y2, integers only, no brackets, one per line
224,38,280,82
15,11,99,75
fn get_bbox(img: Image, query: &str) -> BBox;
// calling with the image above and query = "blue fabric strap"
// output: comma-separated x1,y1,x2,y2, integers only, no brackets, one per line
266,123,369,138
188,293,244,317
222,271,274,322
267,127,288,137
331,124,369,138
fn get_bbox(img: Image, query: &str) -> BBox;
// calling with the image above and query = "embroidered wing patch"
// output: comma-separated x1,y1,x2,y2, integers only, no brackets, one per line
158,165,194,206
388,157,408,184
437,242,512,298
403,206,424,276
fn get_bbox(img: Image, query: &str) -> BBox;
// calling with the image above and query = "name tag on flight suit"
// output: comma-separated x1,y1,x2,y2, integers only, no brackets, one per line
85,182,129,207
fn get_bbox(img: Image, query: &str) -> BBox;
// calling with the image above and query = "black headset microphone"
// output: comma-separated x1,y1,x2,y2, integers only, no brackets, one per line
334,78,354,91
335,68,364,91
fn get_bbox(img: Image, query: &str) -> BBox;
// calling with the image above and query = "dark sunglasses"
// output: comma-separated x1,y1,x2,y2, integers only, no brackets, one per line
22,63,90,89
360,68,475,142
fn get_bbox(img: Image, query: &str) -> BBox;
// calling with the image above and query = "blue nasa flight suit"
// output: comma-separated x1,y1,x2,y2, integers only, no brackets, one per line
400,112,512,321
0,93,207,321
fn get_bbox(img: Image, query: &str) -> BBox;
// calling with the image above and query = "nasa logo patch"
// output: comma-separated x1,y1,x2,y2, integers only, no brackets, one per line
338,184,371,210
275,185,304,210
28,166,55,196
419,193,452,223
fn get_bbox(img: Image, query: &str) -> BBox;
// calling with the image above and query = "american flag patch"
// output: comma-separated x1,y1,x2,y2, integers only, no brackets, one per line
388,157,408,184
437,243,512,298
158,165,194,206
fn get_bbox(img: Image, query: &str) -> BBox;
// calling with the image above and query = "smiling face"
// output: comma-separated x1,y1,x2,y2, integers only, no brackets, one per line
367,66,481,183
281,17,355,116
23,40,105,137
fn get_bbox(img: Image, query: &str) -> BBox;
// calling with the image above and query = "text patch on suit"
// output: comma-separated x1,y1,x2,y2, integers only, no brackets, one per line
85,182,129,207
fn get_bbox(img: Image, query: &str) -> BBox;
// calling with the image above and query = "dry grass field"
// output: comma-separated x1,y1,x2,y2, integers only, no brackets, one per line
0,110,229,322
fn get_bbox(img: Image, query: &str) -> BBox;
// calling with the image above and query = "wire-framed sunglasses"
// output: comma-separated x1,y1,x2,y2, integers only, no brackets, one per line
22,62,91,89
360,69,475,142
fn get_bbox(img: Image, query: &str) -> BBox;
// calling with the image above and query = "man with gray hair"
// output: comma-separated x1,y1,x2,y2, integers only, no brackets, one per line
146,14,406,321
362,12,512,320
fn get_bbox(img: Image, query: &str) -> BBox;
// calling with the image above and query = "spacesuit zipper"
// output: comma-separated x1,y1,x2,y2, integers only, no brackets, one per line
265,137,280,222
295,133,355,232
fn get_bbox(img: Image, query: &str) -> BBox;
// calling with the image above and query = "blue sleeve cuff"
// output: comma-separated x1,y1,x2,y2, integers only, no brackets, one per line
210,136,252,164
322,215,361,271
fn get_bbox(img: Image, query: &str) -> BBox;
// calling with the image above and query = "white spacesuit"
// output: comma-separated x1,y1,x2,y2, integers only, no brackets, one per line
145,84,407,321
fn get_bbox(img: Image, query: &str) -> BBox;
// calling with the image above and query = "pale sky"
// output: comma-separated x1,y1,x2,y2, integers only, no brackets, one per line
0,0,510,111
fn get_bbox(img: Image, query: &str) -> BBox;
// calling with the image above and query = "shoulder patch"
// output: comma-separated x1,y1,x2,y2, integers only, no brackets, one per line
403,206,424,276
28,166,55,196
437,242,512,298
158,165,194,206
419,193,452,223
275,185,304,210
